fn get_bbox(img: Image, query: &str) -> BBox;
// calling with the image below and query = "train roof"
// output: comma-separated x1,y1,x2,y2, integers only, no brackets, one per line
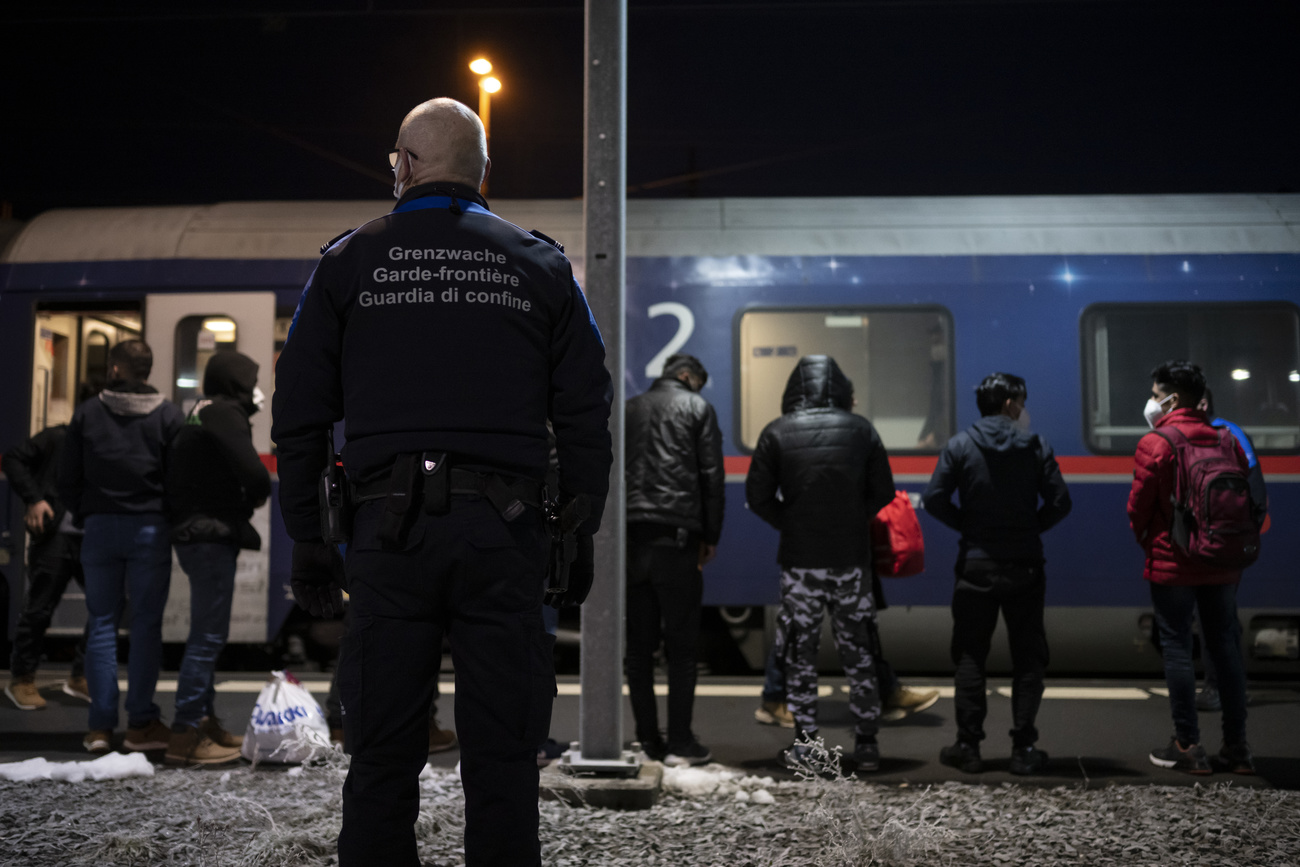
4,194,1299,264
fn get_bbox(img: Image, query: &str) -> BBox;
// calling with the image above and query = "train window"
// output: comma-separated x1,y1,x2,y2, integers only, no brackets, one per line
1083,303,1300,454
173,315,238,414
735,307,954,453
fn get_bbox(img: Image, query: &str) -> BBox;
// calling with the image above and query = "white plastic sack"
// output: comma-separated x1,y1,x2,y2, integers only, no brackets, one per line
241,670,332,764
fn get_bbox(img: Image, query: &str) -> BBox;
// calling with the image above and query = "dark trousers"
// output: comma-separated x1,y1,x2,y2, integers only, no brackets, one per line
625,523,703,749
950,560,1049,749
337,496,553,867
325,605,439,730
11,532,86,678
1150,582,1247,747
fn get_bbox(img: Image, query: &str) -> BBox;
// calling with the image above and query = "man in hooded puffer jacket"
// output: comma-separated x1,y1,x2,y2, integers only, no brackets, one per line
165,350,272,765
924,372,1071,776
746,355,895,770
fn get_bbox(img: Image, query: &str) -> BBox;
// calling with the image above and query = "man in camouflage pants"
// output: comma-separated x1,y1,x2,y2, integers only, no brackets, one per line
746,356,895,771
778,566,880,749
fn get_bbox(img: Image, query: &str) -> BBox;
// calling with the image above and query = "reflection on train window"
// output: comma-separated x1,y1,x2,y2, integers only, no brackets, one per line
736,307,954,453
174,315,238,414
1083,303,1300,454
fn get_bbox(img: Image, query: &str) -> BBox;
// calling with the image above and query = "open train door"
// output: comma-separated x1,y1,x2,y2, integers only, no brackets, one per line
145,292,276,644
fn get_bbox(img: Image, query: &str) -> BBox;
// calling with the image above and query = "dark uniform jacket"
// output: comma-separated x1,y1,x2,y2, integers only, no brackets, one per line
272,182,613,540
625,377,725,544
746,356,895,569
3,425,70,542
59,382,184,520
923,413,1071,564
168,352,272,550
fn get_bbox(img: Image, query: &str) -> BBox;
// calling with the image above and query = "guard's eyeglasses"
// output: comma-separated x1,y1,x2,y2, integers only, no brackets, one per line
388,148,419,168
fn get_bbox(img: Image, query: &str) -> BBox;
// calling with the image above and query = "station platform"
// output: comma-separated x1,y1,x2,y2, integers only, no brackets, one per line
3,670,1297,789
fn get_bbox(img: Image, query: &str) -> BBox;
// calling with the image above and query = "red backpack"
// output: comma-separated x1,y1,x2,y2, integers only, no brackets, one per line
871,490,925,577
1153,427,1261,569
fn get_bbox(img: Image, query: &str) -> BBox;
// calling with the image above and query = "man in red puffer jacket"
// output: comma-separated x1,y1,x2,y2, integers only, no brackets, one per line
1128,360,1256,776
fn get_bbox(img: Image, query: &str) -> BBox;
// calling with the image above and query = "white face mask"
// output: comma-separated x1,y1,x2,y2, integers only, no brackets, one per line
252,385,266,414
1143,394,1174,429
1014,407,1031,432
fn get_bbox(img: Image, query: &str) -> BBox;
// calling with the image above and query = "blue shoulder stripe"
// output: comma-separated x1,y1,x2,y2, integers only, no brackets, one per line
1212,417,1258,468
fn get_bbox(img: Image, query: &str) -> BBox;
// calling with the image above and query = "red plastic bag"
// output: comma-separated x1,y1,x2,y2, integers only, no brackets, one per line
871,491,925,577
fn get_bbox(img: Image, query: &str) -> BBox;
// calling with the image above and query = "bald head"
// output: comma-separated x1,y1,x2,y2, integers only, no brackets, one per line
394,98,489,191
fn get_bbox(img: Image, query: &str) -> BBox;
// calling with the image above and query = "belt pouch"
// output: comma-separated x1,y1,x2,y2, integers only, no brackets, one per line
486,474,525,522
422,452,450,516
378,453,418,549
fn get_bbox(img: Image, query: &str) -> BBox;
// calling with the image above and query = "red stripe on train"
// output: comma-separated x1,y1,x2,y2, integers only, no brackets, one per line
723,454,1300,476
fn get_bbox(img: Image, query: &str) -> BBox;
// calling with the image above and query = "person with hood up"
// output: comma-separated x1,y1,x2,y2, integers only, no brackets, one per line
746,355,895,771
164,350,272,765
60,339,185,755
923,372,1071,776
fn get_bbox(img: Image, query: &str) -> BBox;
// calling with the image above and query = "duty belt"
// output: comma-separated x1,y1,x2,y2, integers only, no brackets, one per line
352,459,543,519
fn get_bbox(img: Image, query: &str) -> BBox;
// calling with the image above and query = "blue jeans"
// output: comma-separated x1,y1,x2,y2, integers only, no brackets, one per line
173,542,238,728
81,514,173,731
1150,582,1248,746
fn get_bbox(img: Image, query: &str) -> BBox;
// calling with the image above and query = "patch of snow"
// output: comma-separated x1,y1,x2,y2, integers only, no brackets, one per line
0,751,155,783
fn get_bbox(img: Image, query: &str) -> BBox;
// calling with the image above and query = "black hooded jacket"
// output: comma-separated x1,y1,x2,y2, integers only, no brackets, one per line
745,356,895,569
60,381,185,519
625,376,725,543
167,351,272,549
922,413,1071,563
3,425,71,542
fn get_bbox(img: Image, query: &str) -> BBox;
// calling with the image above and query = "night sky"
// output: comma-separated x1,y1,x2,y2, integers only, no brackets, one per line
2,1,1296,220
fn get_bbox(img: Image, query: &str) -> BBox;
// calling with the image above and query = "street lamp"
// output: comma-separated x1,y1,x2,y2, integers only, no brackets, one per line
470,58,501,195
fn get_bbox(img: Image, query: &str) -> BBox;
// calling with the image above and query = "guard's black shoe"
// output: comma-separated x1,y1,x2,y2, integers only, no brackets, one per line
1009,745,1049,775
664,738,712,767
1218,742,1256,775
939,741,983,773
852,736,880,772
1195,686,1222,712
1149,737,1211,774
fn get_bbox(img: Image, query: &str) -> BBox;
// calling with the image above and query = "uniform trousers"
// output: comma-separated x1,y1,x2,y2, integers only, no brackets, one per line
950,559,1048,748
10,531,86,678
776,565,880,739
625,523,703,749
338,495,554,867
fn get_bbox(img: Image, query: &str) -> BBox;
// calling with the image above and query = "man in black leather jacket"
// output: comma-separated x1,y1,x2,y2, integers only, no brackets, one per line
746,355,895,770
624,353,724,765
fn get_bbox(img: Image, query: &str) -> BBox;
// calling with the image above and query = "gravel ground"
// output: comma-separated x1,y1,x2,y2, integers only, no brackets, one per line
1,746,1298,867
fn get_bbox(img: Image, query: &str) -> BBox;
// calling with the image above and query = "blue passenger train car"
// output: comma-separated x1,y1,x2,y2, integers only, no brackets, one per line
2,195,1297,674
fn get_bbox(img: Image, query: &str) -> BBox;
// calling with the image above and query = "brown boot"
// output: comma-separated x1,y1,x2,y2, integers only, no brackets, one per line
165,725,242,767
5,676,46,711
201,716,244,748
429,718,458,753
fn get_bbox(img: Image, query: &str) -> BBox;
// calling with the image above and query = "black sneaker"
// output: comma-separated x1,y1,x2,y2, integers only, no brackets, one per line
1218,742,1256,775
639,737,668,762
1149,737,1211,774
1195,686,1222,712
852,737,880,772
1009,745,1050,775
664,738,711,767
939,741,983,773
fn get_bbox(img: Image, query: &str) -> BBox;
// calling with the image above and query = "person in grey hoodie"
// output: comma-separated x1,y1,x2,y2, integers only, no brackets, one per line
923,372,1071,776
60,339,184,755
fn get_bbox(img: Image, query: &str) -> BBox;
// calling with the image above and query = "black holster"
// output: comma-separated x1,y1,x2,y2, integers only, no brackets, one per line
319,431,352,544
544,495,589,602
